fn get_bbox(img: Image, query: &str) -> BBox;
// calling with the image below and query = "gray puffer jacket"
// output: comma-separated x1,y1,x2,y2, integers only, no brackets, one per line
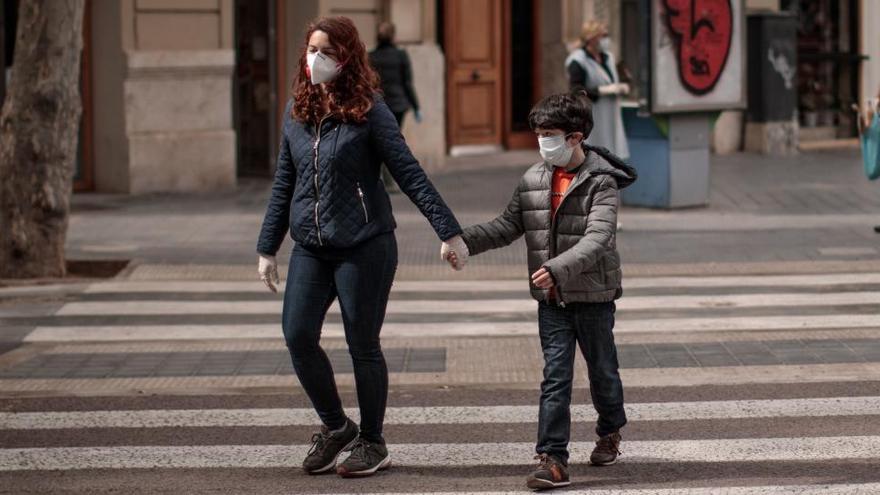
461,145,637,304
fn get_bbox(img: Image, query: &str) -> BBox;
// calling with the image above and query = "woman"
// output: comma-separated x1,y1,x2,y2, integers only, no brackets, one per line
256,16,467,478
369,21,421,128
566,20,630,160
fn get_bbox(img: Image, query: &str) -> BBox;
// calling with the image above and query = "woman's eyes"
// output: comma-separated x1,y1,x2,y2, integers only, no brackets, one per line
307,48,336,59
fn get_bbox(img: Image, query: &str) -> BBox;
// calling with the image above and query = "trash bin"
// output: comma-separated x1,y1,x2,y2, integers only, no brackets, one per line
621,104,712,208
744,11,797,154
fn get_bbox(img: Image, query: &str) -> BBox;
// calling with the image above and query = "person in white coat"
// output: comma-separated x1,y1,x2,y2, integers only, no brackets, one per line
566,20,630,160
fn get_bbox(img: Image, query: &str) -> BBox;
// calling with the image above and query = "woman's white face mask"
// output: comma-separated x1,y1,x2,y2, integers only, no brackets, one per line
538,134,576,167
306,51,340,85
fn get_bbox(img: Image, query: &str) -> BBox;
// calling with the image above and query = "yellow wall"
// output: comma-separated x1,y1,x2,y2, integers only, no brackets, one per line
126,0,233,51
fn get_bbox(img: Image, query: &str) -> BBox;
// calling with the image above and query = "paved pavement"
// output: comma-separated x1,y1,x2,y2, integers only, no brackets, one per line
1,149,880,493
57,148,880,281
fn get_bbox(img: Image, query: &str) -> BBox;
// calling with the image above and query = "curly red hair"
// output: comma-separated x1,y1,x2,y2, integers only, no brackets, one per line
292,17,380,125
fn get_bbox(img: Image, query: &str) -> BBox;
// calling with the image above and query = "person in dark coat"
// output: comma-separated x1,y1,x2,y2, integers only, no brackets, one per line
369,22,421,126
256,16,467,478
369,22,421,193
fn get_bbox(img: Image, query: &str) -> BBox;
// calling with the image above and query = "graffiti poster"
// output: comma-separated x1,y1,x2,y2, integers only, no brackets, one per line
651,0,746,112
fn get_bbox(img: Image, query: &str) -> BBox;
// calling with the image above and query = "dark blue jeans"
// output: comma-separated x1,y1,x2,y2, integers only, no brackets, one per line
282,232,398,444
536,301,627,464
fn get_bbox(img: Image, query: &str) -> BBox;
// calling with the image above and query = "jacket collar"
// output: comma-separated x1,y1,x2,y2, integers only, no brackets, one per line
541,151,597,190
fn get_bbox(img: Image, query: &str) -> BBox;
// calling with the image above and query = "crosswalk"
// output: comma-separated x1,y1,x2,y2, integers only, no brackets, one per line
1,271,880,492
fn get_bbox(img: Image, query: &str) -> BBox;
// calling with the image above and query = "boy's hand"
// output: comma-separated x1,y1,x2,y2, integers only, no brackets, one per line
440,235,469,271
531,267,555,289
447,251,461,270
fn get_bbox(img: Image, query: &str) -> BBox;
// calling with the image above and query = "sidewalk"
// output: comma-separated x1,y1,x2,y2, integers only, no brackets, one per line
63,148,880,281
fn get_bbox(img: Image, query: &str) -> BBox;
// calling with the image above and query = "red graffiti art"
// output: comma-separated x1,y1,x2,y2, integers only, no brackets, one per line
663,0,733,95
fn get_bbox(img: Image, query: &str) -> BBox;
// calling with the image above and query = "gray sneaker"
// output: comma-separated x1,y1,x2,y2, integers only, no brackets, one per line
302,418,358,474
336,438,391,477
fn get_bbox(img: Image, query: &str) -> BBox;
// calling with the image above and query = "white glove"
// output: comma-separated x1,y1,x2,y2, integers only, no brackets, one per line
258,254,280,293
440,235,469,271
598,83,620,96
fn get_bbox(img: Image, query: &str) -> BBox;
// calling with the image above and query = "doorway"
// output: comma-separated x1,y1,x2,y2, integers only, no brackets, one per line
443,0,540,152
234,0,274,177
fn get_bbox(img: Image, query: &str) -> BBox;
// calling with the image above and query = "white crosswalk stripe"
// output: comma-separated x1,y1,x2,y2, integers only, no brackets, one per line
4,436,880,471
48,291,880,316
22,313,880,342
4,396,880,429
72,272,880,293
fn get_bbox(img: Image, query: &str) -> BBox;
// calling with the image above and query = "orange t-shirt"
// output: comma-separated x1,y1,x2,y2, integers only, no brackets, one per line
551,166,578,218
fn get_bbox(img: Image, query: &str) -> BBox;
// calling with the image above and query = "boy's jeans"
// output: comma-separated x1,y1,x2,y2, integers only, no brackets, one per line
536,301,627,464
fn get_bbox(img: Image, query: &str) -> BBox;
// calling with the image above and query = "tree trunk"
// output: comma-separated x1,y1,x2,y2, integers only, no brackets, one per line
0,0,85,278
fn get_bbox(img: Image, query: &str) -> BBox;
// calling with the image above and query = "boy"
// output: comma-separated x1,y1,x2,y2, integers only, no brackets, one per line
442,91,637,490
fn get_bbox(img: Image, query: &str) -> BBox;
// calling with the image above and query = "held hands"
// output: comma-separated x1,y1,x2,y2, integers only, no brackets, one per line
258,254,280,293
440,235,469,271
531,267,555,289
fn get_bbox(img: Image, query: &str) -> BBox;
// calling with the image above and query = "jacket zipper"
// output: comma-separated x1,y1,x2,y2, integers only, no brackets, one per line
312,115,330,246
548,167,590,308
549,207,566,308
356,182,369,223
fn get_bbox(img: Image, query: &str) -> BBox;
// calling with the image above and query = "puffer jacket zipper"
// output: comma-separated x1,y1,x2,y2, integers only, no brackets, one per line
356,182,369,223
548,204,565,308
548,168,588,308
312,115,330,246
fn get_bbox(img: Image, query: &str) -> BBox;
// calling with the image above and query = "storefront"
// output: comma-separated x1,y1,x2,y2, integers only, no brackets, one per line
782,0,865,141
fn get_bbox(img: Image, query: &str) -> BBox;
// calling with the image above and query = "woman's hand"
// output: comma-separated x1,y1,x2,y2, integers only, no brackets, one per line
531,267,555,289
258,255,280,293
440,235,469,271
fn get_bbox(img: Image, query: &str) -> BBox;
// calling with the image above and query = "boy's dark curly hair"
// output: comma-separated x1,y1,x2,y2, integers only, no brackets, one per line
528,90,594,137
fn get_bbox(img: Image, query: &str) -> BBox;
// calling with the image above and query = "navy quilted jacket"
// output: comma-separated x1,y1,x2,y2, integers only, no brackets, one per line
257,98,462,255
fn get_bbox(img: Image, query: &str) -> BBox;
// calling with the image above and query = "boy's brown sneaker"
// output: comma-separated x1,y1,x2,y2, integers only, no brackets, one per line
526,453,571,490
590,431,621,466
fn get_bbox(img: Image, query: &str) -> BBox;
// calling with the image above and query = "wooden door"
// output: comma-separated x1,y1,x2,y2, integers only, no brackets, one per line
445,0,503,148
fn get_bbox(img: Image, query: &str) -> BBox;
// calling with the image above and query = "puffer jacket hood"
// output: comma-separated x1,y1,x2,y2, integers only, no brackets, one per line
580,144,637,189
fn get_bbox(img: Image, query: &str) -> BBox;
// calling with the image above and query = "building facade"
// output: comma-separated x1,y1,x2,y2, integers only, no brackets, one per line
66,0,574,193
2,1,876,194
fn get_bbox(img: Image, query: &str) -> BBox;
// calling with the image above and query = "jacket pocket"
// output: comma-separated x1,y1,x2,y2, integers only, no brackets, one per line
356,182,370,224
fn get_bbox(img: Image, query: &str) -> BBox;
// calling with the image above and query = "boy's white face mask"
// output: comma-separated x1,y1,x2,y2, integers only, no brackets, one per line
538,134,575,167
306,51,340,85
